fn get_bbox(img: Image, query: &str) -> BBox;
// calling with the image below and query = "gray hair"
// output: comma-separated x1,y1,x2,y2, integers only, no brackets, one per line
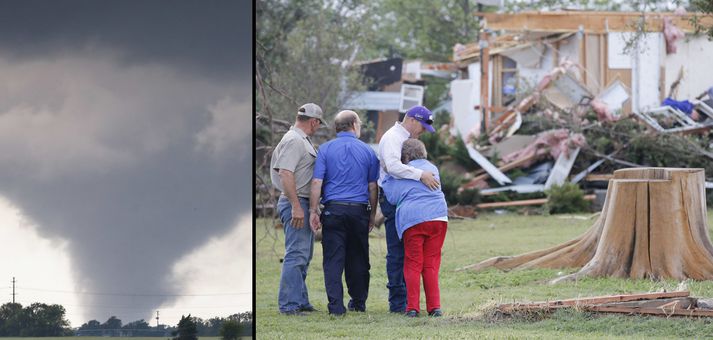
401,139,427,164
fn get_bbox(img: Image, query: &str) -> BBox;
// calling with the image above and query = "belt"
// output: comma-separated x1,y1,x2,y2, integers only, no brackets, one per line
326,201,371,210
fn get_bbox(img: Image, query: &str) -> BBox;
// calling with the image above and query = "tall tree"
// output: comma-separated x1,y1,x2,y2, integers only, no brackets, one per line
23,303,70,336
256,0,368,126
0,302,70,336
219,320,241,340
123,319,150,329
101,316,122,329
79,319,101,330
0,303,23,336
363,0,480,61
256,0,371,215
172,315,198,340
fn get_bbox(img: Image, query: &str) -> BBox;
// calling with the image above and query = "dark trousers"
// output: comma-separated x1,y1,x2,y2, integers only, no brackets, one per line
379,188,406,313
321,203,371,315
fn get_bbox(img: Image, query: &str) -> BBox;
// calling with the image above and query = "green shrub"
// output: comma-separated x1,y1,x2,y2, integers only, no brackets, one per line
420,130,450,164
449,137,479,171
456,188,481,205
439,170,466,205
545,183,590,214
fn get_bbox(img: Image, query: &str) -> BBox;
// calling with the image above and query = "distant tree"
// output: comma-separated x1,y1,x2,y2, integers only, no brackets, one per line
123,319,150,329
200,317,224,336
225,312,252,337
101,316,122,329
22,303,70,336
79,319,101,330
172,314,197,340
0,302,71,336
219,320,241,340
0,303,24,336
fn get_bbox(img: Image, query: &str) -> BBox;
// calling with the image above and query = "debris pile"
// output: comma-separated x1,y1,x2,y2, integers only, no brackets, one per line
423,11,713,219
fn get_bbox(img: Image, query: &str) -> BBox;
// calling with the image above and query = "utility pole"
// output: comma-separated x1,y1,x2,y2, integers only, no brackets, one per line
11,277,15,303
155,311,160,327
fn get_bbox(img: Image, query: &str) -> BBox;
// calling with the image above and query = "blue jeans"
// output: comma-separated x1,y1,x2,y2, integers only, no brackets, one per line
277,196,314,313
379,188,406,313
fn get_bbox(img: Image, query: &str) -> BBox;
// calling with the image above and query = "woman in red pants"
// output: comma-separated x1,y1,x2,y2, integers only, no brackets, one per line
381,138,448,317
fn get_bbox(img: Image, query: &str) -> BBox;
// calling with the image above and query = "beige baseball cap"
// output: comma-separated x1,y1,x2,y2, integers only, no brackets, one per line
298,103,326,126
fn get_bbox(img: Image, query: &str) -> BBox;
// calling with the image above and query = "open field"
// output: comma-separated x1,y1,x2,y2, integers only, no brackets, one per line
257,212,713,339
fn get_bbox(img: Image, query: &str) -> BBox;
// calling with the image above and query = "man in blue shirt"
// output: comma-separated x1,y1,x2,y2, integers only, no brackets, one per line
309,110,380,315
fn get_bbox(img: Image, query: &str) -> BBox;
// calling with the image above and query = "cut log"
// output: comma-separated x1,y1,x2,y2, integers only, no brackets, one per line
465,168,713,282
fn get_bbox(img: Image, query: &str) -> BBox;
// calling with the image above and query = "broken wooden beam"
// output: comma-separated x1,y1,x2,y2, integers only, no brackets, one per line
585,174,614,182
476,11,713,34
462,152,545,190
584,305,713,317
476,194,595,209
477,198,548,209
497,291,690,314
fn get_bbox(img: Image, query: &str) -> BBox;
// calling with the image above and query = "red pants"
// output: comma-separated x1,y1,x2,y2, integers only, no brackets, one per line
403,220,447,313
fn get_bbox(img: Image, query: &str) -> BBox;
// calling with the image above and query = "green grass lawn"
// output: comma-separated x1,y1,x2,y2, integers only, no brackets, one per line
256,213,713,339
2,336,228,340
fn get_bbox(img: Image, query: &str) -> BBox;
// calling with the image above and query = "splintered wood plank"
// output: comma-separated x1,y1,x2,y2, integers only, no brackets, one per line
596,297,695,309
477,195,595,209
586,305,713,317
477,12,713,34
497,291,690,313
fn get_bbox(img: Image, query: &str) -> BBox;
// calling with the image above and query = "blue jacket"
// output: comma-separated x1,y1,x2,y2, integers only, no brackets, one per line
381,159,448,239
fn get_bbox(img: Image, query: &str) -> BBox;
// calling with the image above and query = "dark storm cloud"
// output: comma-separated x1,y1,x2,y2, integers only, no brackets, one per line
0,0,251,323
0,0,252,80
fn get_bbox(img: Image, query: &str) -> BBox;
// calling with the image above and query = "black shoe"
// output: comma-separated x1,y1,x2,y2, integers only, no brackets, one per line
299,306,318,312
347,301,366,312
428,308,443,317
405,310,419,318
281,310,307,316
329,312,345,317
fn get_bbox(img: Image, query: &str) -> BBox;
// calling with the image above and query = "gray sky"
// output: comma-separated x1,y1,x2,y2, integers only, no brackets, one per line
0,0,252,327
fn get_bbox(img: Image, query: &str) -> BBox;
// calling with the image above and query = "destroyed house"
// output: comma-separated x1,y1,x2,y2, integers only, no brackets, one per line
452,11,713,138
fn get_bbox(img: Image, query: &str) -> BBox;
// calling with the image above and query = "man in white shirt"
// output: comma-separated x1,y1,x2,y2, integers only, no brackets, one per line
377,105,439,313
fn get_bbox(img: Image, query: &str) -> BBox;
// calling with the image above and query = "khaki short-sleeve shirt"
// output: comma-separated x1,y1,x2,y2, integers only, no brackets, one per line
270,126,317,198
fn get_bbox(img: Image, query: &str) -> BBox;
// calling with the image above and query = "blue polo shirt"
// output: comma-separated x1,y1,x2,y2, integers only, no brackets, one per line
313,132,380,204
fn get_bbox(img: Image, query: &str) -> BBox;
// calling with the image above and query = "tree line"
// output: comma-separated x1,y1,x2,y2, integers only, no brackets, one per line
0,302,252,338
78,312,253,338
0,302,72,336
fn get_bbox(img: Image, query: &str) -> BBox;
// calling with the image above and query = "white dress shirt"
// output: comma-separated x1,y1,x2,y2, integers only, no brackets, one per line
377,122,423,186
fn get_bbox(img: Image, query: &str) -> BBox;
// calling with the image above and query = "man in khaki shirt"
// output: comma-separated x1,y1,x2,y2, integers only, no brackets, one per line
270,103,325,315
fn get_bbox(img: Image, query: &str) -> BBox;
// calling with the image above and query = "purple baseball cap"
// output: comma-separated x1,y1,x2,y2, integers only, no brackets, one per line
406,105,435,133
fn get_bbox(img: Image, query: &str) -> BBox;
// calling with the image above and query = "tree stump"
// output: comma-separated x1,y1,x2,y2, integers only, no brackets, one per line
462,168,713,283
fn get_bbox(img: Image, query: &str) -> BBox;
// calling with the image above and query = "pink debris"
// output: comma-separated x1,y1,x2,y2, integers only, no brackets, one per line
663,16,685,54
501,129,587,167
590,98,619,122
